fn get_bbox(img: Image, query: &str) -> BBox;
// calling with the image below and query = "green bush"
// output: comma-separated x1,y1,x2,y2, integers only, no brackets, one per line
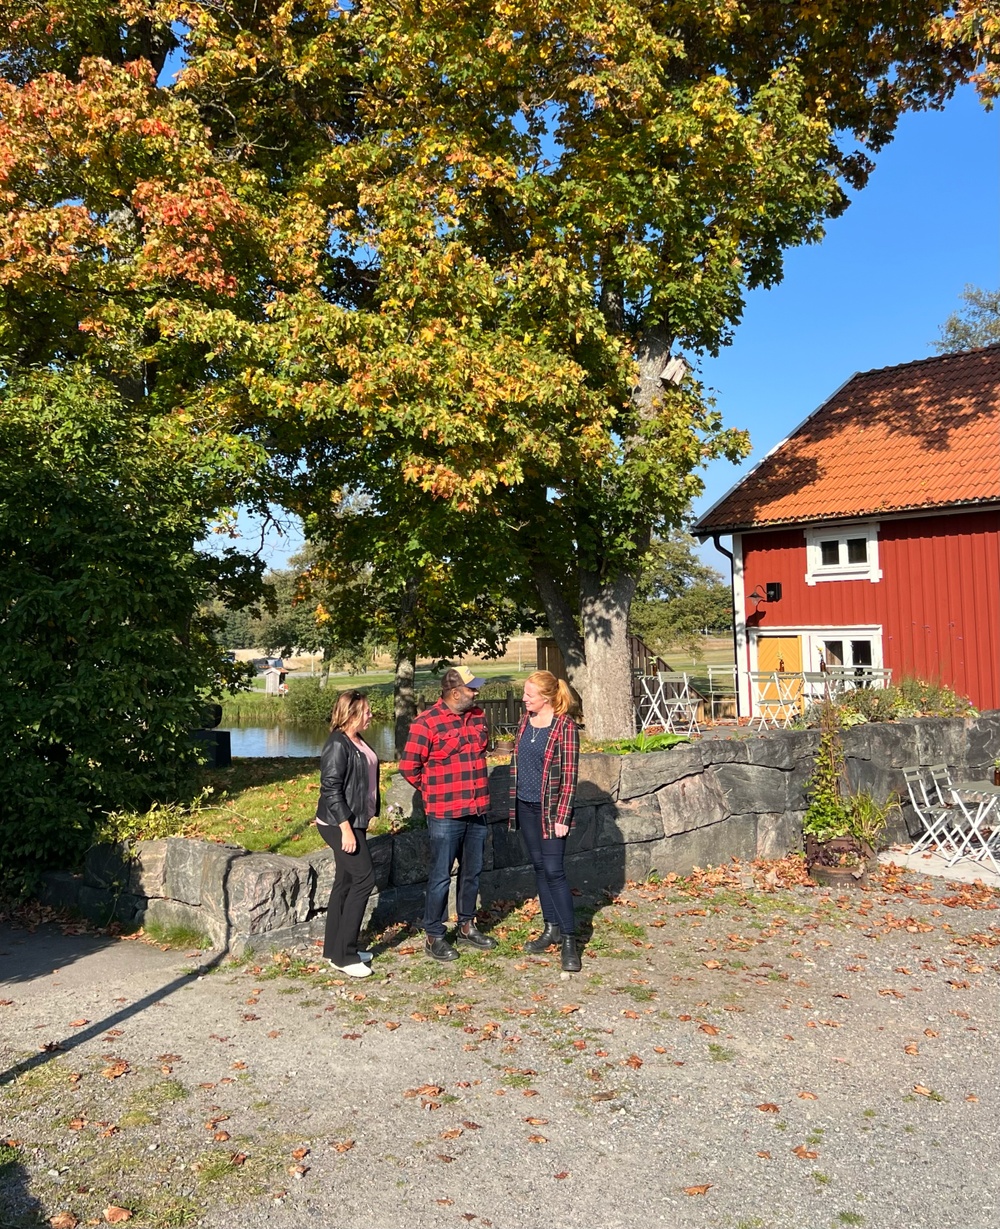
0,370,262,889
283,678,393,725
803,676,977,729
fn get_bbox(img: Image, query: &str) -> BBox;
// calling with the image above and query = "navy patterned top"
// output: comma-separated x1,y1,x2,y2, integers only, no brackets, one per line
515,722,551,803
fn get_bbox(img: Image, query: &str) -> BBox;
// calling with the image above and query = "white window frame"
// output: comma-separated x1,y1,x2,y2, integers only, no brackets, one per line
804,522,881,585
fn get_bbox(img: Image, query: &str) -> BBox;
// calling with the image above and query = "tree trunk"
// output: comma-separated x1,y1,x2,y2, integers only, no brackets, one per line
394,643,416,757
578,568,638,740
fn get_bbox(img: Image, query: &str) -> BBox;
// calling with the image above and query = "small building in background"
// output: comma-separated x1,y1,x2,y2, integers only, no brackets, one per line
695,345,1000,717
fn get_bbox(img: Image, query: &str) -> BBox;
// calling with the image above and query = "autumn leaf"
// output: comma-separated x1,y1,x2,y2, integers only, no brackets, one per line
698,1024,719,1036
559,1004,580,1015
913,1085,933,1097
437,1154,455,1163
291,1148,310,1160
527,1134,548,1144
624,1054,643,1069
702,960,722,969
69,1018,89,1027
103,1207,133,1224
101,1060,129,1080
49,1213,78,1229
792,1145,818,1160
440,1129,463,1139
331,1140,355,1153
797,1091,818,1100
462,1121,482,1130
757,1151,771,1159
904,1043,920,1056
230,1153,248,1166
385,1021,400,1031
214,1131,230,1142
554,1171,570,1179
524,1117,549,1126
756,1103,780,1113
683,1184,712,1196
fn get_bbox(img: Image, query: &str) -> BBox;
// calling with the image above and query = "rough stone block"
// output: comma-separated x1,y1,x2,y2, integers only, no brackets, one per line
384,773,425,822
38,871,83,912
195,844,249,918
564,846,628,901
619,746,702,799
488,764,512,818
129,839,168,898
224,853,306,935
367,884,427,930
390,829,431,886
713,762,789,815
912,718,968,775
368,835,393,891
143,897,222,946
489,822,528,870
747,730,817,770
657,815,758,877
576,754,622,803
965,714,1000,774
83,842,131,890
301,848,337,912
595,799,664,846
853,722,916,770
164,837,218,907
756,811,802,859
566,805,599,855
479,864,539,907
696,738,750,766
656,771,729,837
231,917,314,958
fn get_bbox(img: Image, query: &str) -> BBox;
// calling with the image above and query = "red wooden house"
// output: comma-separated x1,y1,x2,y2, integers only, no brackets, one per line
694,345,1000,717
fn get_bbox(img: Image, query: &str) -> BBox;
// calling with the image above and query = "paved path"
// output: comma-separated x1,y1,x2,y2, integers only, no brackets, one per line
3,862,1000,1229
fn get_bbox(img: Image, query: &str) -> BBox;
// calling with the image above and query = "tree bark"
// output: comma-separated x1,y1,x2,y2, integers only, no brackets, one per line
393,643,416,757
578,568,638,740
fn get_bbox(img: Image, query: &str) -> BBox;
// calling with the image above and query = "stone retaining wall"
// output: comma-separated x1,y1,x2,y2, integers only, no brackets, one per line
43,714,1000,953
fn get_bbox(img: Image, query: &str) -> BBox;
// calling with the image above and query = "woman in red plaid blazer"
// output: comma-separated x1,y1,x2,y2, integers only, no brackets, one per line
508,670,581,971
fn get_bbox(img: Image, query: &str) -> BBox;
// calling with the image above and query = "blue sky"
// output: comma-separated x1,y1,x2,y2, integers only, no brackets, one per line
692,84,999,559
239,84,998,571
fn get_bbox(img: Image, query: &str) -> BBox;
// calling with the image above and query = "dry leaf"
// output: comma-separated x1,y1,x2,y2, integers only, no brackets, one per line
331,1140,355,1153
797,1091,818,1101
756,1103,780,1114
559,1004,580,1015
440,1129,463,1139
904,1043,920,1056
757,1150,771,1159
437,1154,455,1163
792,1145,818,1160
913,1084,933,1097
624,1054,643,1069
703,960,722,969
384,1021,400,1031
436,1199,454,1206
230,1152,248,1166
291,1147,310,1160
967,1094,979,1102
462,1121,482,1130
683,1184,712,1196
524,1117,549,1126
522,1089,540,1097
69,1018,89,1028
925,1028,939,1037
554,1171,570,1180
214,1131,230,1142
103,1207,132,1224
101,1061,129,1080
49,1214,78,1229
527,1134,548,1144
69,1118,86,1131
698,1023,719,1036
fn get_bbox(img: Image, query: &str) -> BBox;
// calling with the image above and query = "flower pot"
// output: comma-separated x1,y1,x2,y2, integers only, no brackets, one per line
804,834,872,887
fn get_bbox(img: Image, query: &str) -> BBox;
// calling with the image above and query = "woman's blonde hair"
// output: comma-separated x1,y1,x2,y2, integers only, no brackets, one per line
525,670,575,717
329,689,369,733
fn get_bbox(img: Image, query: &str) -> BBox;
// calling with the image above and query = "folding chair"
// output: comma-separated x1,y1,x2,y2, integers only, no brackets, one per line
903,766,954,855
658,672,700,737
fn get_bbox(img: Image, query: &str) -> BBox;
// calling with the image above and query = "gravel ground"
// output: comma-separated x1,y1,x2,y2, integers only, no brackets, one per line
3,859,1000,1229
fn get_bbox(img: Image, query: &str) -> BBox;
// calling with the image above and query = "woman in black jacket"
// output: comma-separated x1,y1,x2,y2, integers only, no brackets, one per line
315,690,380,977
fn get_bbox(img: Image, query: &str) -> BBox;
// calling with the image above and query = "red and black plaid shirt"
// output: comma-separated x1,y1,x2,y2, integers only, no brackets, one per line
399,700,490,820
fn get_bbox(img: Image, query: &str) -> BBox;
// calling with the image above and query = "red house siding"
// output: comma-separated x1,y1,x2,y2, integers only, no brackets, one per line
741,511,1000,710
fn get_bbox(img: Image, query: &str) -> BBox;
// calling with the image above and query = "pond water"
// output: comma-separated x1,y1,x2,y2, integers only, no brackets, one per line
224,721,396,760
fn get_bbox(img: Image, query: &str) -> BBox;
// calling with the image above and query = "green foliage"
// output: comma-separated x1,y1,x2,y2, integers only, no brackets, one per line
0,370,263,883
804,678,977,728
933,285,1000,353
594,732,690,756
803,705,854,841
284,678,393,725
142,921,213,950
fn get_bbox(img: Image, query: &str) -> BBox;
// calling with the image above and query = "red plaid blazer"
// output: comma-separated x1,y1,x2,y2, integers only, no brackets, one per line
508,711,579,838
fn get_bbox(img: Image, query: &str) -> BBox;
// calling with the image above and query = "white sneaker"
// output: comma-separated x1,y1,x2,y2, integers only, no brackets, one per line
332,961,371,978
358,950,373,964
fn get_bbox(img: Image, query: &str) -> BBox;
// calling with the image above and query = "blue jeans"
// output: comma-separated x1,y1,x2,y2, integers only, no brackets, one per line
423,816,488,937
517,798,575,934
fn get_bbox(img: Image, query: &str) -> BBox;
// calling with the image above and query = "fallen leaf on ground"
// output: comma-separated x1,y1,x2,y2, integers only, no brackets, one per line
683,1184,712,1196
756,1103,779,1113
230,1152,248,1166
330,1140,355,1153
214,1131,230,1143
49,1214,78,1229
385,1022,400,1031
69,1019,89,1028
462,1121,482,1130
527,1134,548,1144
698,1024,719,1036
524,1117,549,1126
904,1043,920,1056
103,1207,132,1224
559,1004,580,1015
624,1054,643,1069
440,1129,463,1139
913,1085,933,1097
757,1151,771,1159
291,1148,309,1160
792,1145,818,1160
797,1091,818,1100
101,1061,129,1080
554,1171,570,1179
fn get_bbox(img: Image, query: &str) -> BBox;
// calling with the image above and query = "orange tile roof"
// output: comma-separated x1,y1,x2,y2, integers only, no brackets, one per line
695,345,1000,534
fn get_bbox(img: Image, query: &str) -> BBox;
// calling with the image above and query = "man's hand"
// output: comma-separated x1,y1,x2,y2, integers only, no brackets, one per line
340,821,357,853
554,822,569,838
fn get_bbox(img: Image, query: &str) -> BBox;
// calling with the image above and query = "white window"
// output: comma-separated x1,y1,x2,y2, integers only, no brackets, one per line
804,523,881,585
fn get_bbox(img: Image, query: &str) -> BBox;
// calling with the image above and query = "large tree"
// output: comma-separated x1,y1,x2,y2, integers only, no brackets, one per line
933,285,1000,352
0,1,994,740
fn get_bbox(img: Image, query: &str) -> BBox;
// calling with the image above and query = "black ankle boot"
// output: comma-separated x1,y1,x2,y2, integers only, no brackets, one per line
524,922,561,954
560,934,582,972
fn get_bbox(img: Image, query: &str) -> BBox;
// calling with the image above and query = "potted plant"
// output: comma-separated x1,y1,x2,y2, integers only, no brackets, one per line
802,702,898,886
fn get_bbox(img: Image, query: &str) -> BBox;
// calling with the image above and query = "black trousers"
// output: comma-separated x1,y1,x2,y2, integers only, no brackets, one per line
319,824,375,966
516,799,575,934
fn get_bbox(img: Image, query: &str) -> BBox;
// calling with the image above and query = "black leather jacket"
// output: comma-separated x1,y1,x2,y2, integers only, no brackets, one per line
316,730,380,831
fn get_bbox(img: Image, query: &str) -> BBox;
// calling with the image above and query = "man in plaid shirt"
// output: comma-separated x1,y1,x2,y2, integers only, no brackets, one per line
399,666,498,961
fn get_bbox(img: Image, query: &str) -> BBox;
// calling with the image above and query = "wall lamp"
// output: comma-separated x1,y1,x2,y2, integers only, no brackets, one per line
748,582,782,605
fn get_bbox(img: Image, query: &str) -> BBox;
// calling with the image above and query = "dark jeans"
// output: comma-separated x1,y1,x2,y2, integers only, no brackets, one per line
423,815,488,938
319,824,375,966
517,798,575,935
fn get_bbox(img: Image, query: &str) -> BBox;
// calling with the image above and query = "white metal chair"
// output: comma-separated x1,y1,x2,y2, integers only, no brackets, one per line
638,672,699,735
903,765,956,855
749,671,801,730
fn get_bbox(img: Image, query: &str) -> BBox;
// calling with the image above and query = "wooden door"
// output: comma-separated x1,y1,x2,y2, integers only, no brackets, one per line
757,636,803,674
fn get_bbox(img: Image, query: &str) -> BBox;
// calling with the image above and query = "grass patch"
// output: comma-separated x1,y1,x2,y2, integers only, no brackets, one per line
707,1043,736,1062
144,921,212,950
